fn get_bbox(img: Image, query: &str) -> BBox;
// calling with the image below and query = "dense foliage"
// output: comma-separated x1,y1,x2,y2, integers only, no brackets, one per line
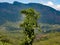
20,8,40,45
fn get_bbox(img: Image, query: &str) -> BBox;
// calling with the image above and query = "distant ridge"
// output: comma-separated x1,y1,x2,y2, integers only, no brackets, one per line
0,1,60,25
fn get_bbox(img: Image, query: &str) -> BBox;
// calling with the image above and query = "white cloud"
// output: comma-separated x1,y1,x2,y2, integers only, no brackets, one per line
56,5,60,10
43,1,60,10
47,1,54,6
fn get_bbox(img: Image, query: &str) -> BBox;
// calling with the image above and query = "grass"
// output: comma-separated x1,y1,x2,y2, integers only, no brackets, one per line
0,29,60,45
33,32,60,45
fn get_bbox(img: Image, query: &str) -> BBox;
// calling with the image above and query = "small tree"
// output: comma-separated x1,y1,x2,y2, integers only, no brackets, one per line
20,8,40,45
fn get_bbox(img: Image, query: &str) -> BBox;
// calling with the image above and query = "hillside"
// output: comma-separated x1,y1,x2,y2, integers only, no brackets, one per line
0,1,60,45
0,29,60,45
33,32,60,45
0,1,60,26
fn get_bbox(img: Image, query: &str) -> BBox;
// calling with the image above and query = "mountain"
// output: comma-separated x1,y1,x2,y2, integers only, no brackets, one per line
0,1,60,32
0,1,60,25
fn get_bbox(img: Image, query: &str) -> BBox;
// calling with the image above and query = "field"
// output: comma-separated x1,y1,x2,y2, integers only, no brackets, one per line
0,29,60,45
33,32,60,45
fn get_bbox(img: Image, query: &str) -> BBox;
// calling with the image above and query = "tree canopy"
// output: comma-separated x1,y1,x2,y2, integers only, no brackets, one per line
20,8,40,45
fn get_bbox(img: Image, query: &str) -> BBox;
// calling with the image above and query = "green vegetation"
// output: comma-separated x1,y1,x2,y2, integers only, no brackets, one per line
33,32,60,45
20,8,40,45
0,29,25,45
0,8,60,45
0,29,60,45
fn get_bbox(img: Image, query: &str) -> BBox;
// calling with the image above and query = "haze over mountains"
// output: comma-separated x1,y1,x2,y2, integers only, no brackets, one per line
0,1,60,25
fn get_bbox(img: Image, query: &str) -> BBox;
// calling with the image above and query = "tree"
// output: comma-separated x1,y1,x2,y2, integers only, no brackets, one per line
20,8,40,45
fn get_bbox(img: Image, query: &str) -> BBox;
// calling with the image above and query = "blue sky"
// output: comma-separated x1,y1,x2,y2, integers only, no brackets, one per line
0,0,60,10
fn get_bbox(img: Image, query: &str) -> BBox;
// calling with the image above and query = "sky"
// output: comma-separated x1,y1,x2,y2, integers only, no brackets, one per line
0,0,60,10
